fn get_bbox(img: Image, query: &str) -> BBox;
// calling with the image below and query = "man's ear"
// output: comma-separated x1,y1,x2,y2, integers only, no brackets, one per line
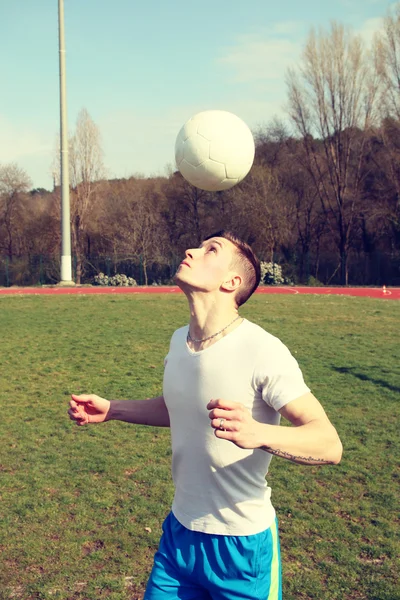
221,272,242,293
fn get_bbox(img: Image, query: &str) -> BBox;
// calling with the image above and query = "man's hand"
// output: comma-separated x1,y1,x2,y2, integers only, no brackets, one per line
207,398,263,449
208,394,343,465
68,394,111,426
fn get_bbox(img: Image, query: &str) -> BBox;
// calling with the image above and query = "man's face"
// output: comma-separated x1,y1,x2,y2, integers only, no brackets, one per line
174,237,239,293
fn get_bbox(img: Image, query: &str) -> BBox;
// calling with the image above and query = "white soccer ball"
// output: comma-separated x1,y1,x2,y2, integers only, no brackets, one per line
175,110,255,192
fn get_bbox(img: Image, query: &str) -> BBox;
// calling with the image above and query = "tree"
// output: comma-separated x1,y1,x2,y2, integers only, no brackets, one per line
376,4,400,121
94,176,170,285
69,108,106,283
132,180,169,285
0,163,32,261
163,173,216,252
230,164,292,261
286,22,381,284
374,7,400,252
280,149,328,282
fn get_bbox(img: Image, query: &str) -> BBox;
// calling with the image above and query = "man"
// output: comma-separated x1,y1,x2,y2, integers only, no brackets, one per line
68,231,343,600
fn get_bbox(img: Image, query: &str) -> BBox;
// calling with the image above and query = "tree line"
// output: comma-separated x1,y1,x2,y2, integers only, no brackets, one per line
1,12,400,287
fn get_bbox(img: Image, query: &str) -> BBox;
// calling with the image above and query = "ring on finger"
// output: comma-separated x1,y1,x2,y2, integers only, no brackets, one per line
219,418,225,431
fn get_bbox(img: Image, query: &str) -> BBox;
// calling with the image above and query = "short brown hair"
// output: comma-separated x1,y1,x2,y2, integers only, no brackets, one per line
204,230,261,307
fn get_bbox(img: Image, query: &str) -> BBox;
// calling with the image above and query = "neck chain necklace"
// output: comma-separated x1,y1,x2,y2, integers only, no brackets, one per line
187,315,241,344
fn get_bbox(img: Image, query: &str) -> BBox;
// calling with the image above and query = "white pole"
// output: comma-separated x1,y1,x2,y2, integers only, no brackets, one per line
58,0,73,283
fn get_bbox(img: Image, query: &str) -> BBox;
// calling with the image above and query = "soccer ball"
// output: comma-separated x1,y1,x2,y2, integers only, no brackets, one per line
175,110,255,192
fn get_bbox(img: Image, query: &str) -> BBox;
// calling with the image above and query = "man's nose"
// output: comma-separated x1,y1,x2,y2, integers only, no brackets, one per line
185,248,200,259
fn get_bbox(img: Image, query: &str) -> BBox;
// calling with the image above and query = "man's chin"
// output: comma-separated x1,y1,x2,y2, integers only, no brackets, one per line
173,273,212,295
173,271,186,290
173,271,199,293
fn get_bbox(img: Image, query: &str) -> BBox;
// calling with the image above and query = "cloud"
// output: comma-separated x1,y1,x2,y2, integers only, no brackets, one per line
99,106,204,179
355,16,384,44
0,116,52,164
211,23,307,129
211,13,389,132
216,26,303,84
0,115,55,188
270,21,303,36
339,0,388,7
216,13,388,90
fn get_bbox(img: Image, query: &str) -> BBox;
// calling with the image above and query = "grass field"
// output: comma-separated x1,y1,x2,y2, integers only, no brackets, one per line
0,294,399,600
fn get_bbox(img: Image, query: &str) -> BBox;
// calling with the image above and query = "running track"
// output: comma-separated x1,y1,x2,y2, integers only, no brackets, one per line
0,286,398,299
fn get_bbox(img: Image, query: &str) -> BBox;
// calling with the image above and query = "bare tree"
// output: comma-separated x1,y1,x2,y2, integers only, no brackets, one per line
0,163,32,261
376,4,400,120
96,177,169,284
163,173,215,251
230,164,292,261
69,108,106,283
375,7,400,246
133,184,168,285
286,22,380,284
23,192,60,256
280,152,327,282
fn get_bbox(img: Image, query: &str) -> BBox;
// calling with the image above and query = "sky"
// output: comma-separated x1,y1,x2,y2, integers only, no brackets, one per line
0,0,398,191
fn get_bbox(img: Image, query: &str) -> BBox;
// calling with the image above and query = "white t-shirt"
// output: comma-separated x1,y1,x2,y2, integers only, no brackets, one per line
163,318,310,536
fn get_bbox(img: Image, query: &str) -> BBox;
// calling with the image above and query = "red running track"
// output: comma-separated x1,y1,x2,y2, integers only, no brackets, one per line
0,286,398,299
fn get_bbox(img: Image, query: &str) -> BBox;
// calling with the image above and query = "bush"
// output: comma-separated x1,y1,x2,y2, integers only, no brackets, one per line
307,275,324,287
93,272,137,287
260,262,285,285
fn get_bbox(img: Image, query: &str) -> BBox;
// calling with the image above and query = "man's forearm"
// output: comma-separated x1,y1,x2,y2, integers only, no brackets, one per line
105,396,170,427
259,419,342,465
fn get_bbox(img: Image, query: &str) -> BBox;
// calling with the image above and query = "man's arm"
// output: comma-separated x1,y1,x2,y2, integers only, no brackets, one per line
207,393,343,465
69,394,170,427
263,392,342,464
107,396,170,427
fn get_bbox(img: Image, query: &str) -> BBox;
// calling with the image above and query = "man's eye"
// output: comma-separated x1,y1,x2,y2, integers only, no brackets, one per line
208,247,217,253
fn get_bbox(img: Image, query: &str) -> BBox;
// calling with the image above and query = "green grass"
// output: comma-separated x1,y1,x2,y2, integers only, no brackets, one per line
0,294,399,600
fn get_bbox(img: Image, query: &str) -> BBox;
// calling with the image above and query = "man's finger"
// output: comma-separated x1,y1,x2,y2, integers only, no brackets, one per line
211,417,233,430
208,408,230,420
73,413,88,425
214,428,234,441
207,398,237,410
71,394,92,403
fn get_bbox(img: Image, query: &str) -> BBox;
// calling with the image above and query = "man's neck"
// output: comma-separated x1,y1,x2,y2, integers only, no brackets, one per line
186,293,240,350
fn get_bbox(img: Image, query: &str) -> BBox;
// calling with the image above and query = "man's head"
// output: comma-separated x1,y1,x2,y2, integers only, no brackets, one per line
174,230,261,307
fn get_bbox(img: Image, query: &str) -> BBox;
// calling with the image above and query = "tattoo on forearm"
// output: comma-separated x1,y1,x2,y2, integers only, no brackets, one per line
262,446,335,465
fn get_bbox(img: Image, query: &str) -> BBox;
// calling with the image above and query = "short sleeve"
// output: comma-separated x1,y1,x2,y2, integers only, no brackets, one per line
254,342,310,412
164,325,186,369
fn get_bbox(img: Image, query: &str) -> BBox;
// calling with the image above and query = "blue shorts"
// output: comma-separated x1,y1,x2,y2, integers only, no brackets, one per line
144,512,282,600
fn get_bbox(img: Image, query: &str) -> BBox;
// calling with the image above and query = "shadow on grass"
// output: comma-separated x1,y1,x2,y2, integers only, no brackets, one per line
333,366,400,393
